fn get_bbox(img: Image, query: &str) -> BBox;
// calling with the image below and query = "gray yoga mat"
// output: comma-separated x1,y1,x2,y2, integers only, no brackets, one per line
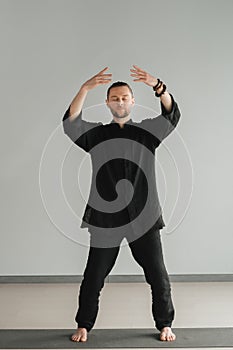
0,328,233,348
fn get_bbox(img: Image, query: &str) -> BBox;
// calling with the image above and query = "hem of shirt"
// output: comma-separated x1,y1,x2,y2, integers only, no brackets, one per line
80,215,166,232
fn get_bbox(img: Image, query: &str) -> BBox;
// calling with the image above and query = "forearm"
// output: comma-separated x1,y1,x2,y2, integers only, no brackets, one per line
160,91,172,113
153,79,172,113
69,85,88,121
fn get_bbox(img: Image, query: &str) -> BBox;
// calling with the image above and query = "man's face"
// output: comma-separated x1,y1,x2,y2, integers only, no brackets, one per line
106,86,135,119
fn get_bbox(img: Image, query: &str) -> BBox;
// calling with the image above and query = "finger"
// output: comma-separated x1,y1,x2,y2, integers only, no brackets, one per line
130,72,145,77
96,76,112,81
99,78,112,81
132,65,145,73
98,81,112,85
96,67,109,75
97,73,112,79
130,69,145,77
130,70,145,75
99,73,112,77
130,70,144,74
132,78,144,82
95,77,112,84
97,78,112,84
130,69,139,74
131,68,146,76
130,75,146,80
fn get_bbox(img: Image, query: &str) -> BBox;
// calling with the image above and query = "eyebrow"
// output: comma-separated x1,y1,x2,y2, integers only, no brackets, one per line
110,94,130,98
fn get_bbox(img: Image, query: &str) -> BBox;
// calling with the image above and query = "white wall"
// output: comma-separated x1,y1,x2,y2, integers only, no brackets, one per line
0,0,233,276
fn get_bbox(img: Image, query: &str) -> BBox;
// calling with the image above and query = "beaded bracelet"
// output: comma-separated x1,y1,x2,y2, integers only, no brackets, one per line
155,84,167,97
153,79,161,91
155,81,163,91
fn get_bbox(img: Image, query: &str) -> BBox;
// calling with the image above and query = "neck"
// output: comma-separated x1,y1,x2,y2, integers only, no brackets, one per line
113,115,131,125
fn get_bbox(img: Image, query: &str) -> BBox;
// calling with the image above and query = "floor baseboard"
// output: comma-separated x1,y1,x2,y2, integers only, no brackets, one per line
0,274,233,283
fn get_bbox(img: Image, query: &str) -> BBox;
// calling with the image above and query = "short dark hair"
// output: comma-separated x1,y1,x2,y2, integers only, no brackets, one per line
107,81,134,100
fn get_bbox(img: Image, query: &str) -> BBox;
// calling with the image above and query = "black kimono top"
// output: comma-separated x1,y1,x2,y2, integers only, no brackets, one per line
62,93,181,243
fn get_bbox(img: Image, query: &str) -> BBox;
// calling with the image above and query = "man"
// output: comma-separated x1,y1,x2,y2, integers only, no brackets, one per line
62,65,181,342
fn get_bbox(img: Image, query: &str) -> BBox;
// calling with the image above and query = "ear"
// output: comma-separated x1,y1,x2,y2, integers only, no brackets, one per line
105,99,109,108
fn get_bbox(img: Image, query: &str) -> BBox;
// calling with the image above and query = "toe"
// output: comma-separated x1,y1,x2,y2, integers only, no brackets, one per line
169,333,176,341
71,334,80,342
160,332,166,341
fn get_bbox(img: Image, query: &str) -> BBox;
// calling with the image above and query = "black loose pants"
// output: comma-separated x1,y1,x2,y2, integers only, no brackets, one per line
75,226,175,332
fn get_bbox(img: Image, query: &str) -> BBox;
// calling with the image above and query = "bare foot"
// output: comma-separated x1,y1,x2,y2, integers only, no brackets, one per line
70,327,87,342
160,327,176,341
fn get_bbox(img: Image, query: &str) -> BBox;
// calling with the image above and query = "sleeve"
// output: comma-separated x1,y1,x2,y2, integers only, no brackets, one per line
140,93,181,144
62,105,102,152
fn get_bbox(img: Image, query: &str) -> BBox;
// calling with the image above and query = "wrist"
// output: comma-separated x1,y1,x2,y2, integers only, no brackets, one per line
152,79,160,90
152,78,167,97
156,83,166,97
151,79,158,88
80,85,89,93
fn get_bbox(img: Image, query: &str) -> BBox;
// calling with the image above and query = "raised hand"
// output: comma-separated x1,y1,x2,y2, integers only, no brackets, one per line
130,65,158,88
130,65,172,112
82,67,112,91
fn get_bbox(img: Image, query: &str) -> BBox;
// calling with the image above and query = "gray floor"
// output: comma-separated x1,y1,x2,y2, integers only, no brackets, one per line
0,282,233,349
